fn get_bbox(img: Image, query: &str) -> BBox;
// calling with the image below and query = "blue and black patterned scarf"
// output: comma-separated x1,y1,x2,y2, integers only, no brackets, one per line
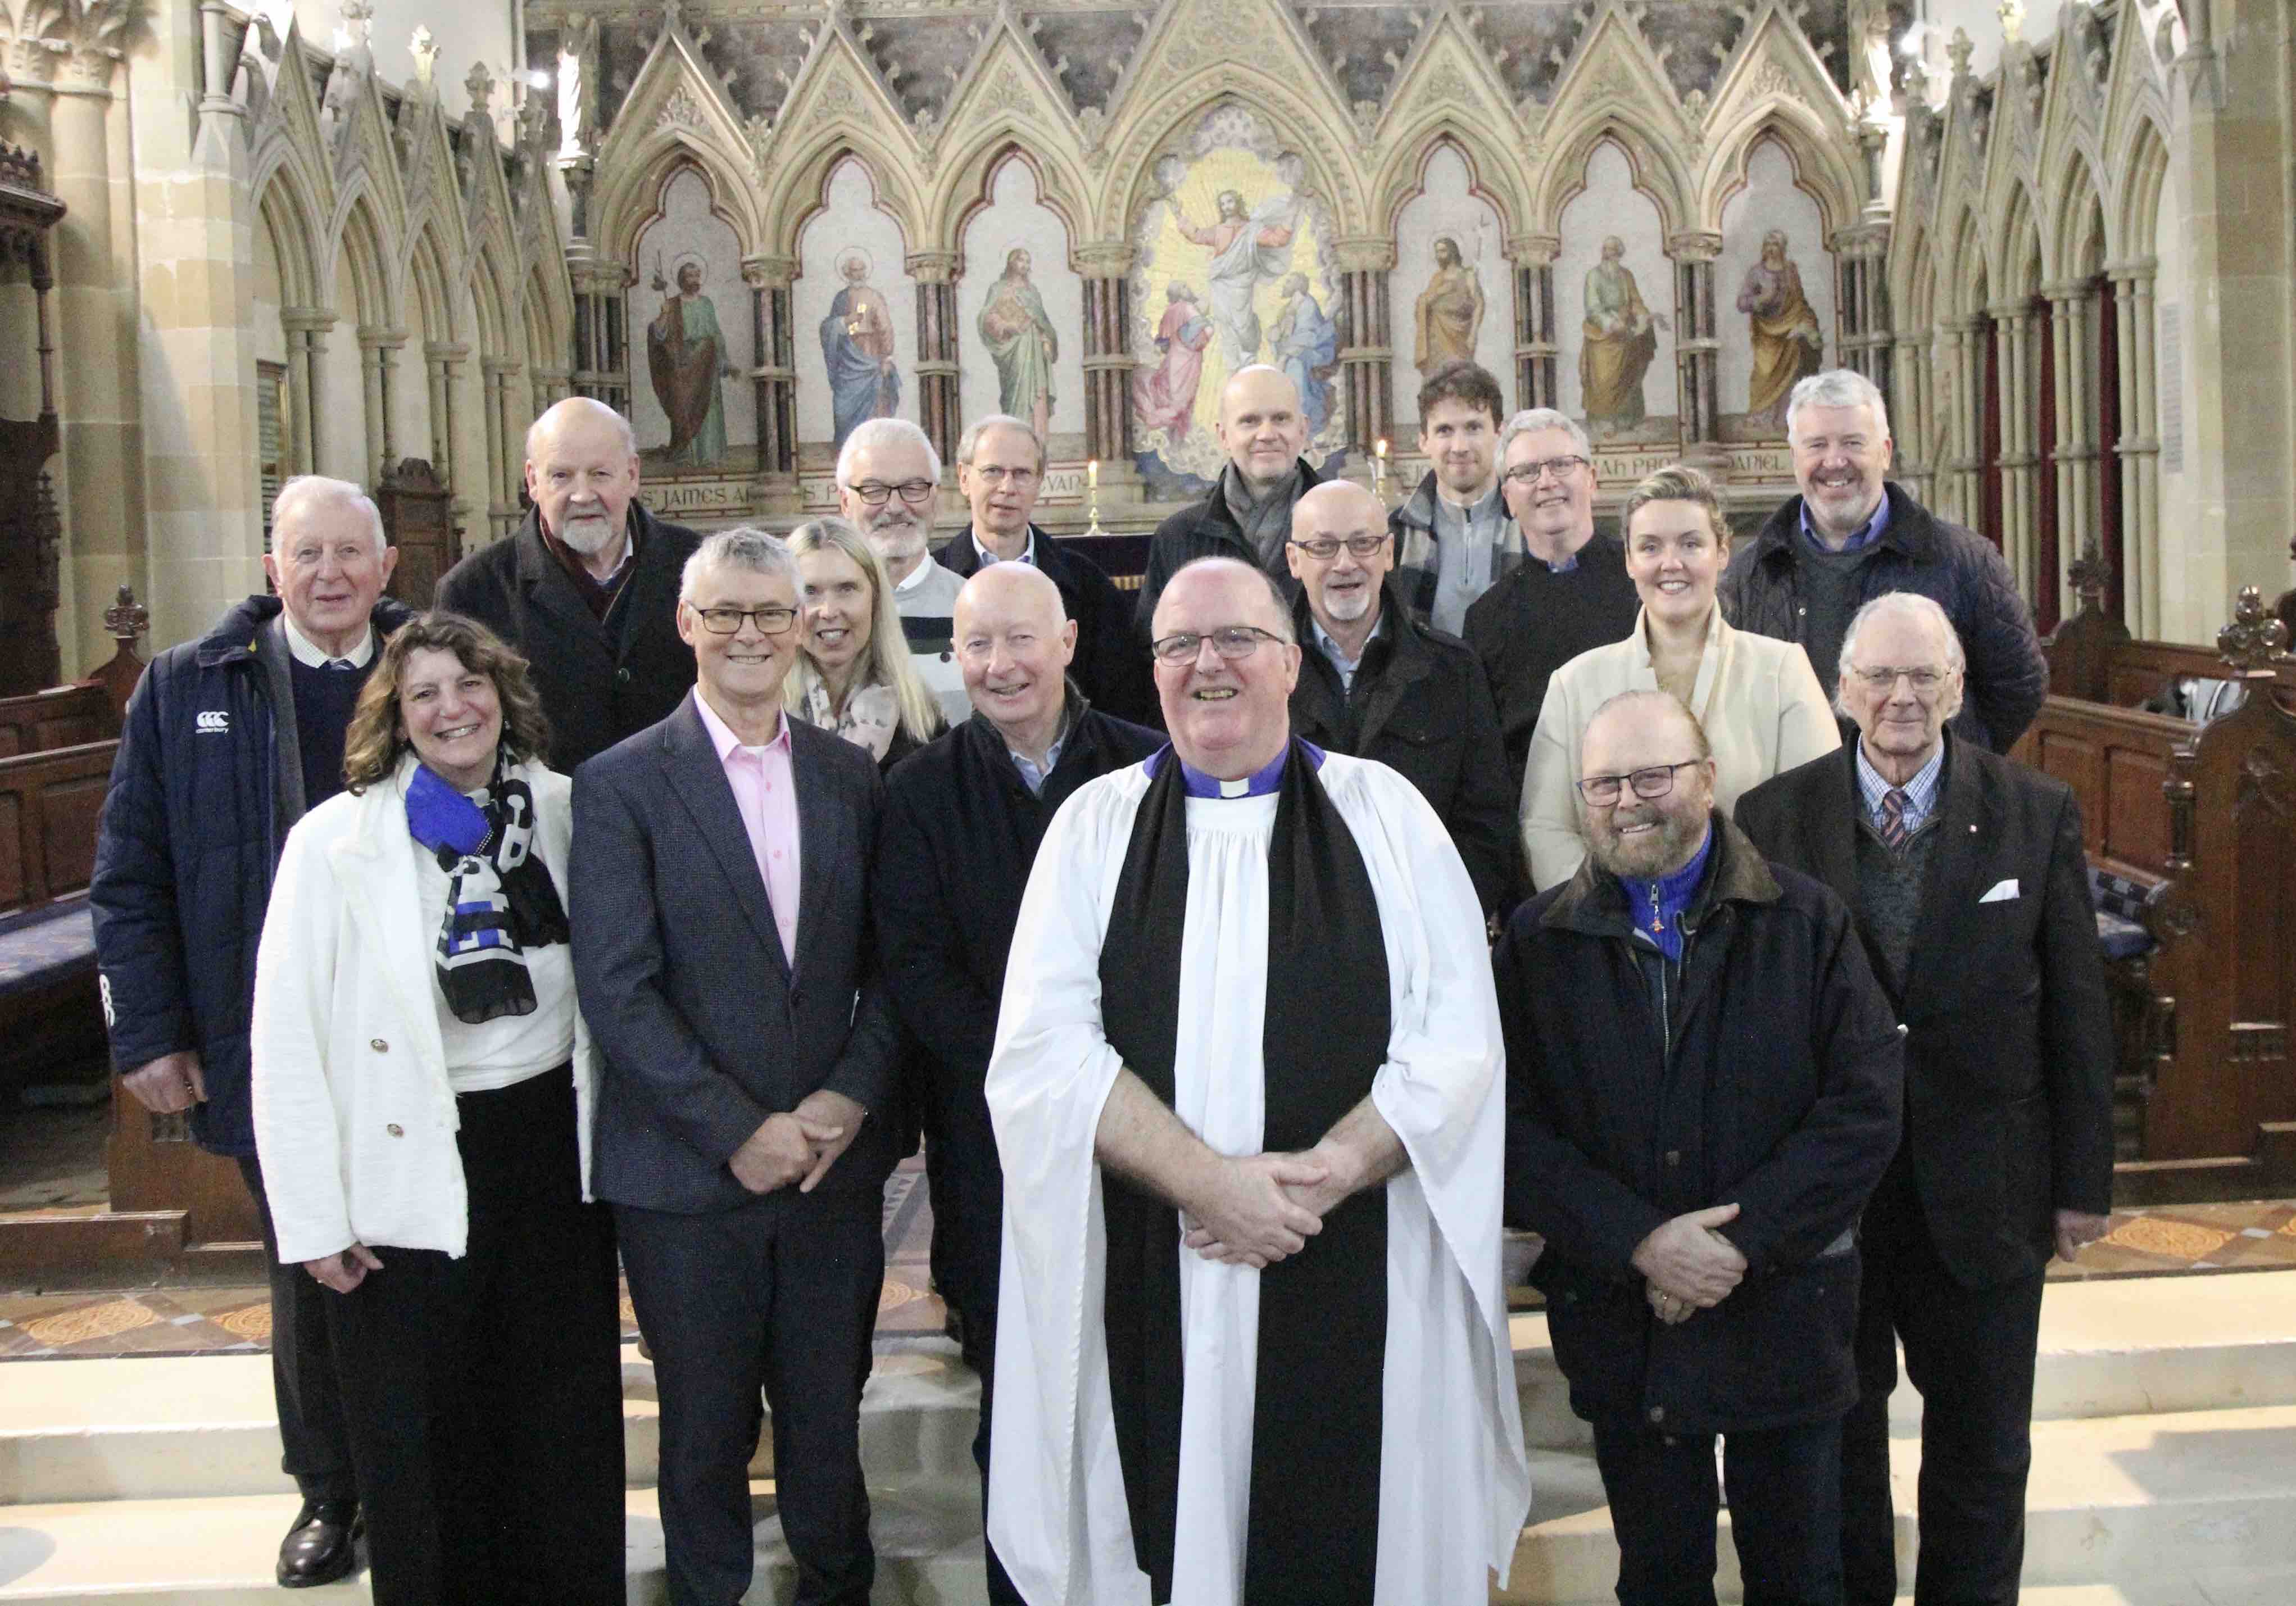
402,754,570,1024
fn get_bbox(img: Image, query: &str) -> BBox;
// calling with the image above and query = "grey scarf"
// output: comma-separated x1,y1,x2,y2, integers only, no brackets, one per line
1221,462,1304,566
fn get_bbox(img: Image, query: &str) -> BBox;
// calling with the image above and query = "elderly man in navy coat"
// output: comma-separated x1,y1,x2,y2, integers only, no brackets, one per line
1736,591,2113,1606
573,527,900,1606
876,560,1159,1604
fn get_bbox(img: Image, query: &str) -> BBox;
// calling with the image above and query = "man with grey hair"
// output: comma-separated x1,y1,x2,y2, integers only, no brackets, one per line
92,473,413,1587
1722,366,2048,752
574,521,901,1606
1736,592,2112,1606
836,415,969,724
437,394,702,770
935,412,1151,722
1464,406,1640,787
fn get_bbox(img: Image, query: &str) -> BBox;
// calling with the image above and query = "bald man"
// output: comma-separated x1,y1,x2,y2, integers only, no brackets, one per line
1133,365,1326,649
875,561,1160,1604
1284,479,1518,917
436,396,702,770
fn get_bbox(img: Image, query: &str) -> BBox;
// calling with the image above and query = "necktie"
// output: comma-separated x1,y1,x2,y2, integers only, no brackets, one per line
329,659,357,672
1880,787,1909,850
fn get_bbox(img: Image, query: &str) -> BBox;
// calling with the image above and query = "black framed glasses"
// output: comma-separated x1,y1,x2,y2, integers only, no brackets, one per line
1288,534,1390,560
1576,759,1701,807
848,479,937,507
1503,455,1590,487
694,605,799,636
1149,625,1293,666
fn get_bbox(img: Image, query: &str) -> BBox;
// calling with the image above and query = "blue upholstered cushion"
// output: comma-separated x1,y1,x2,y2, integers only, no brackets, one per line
0,902,97,1000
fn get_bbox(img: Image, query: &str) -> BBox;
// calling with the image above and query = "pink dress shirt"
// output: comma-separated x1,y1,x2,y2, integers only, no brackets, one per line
692,689,802,968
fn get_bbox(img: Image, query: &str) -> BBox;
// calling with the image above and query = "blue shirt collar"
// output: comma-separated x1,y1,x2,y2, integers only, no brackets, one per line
1615,824,1714,961
1799,491,1891,554
1145,740,1326,798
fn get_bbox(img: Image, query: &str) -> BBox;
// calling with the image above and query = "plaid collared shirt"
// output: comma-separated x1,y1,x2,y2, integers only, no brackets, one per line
1855,737,1945,834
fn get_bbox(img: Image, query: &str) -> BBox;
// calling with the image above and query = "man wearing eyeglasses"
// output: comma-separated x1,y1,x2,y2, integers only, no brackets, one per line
1735,593,2112,1606
574,527,901,1606
1499,687,1902,1606
834,416,972,725
1386,360,1526,634
1283,479,1517,917
987,555,1531,1606
437,396,702,772
935,413,1152,723
1462,407,1641,790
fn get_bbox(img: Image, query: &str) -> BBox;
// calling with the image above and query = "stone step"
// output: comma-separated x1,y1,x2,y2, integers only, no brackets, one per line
1498,1403,2296,1604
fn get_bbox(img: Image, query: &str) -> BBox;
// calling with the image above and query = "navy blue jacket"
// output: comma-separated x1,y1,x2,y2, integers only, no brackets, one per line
89,593,414,1156
937,525,1156,727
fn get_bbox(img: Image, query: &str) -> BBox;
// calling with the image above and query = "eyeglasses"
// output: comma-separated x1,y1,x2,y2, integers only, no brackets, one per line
1576,759,1703,807
1503,455,1589,487
968,465,1040,488
1288,534,1390,560
1849,666,1948,693
847,479,937,507
1149,625,1293,666
693,605,799,636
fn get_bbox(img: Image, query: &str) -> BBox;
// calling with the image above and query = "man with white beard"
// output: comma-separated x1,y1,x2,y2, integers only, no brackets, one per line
1283,480,1517,918
835,416,970,725
436,396,702,770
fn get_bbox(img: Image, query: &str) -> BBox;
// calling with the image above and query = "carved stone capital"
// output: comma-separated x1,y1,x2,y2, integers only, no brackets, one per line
1075,242,1136,279
1332,235,1396,273
1666,231,1723,263
281,307,340,335
904,250,959,283
570,261,631,296
1506,233,1560,267
742,254,796,289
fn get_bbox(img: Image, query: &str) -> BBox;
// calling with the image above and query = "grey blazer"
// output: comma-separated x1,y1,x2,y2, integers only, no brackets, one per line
571,693,901,1214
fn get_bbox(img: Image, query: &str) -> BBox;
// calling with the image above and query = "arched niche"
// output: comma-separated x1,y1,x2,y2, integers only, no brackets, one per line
1556,139,1675,444
626,166,756,474
958,156,1085,452
1716,137,1834,442
1387,143,1516,429
795,157,918,457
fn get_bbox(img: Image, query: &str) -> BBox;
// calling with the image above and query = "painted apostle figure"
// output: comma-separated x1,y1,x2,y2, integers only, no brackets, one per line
1737,229,1826,435
647,256,733,468
821,248,901,450
1413,235,1485,376
979,247,1060,443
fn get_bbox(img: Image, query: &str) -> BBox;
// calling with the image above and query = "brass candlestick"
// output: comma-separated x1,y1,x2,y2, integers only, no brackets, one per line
1085,458,1106,538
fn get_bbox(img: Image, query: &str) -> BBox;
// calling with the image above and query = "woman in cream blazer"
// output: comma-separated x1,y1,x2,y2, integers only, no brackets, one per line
251,613,622,1606
1520,465,1839,891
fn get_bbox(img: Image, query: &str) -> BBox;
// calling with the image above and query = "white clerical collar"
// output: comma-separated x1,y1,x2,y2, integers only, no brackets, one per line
281,613,374,669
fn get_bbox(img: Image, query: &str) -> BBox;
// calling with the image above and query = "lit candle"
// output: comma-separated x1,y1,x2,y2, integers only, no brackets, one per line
1374,438,1389,492
1088,459,1099,489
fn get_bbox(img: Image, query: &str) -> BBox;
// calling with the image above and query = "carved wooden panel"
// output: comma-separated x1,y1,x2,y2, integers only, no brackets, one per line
0,793,22,908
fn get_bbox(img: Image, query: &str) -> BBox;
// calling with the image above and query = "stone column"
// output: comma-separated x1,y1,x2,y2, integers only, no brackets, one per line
1508,237,1560,411
1077,243,1136,466
1333,237,1394,454
482,356,524,541
425,341,468,490
1991,302,2040,602
569,261,628,412
1833,222,1894,399
1944,316,1986,529
1891,329,1934,504
532,368,570,419
2044,280,2100,615
280,310,337,480
2107,258,2161,632
742,256,797,481
357,327,407,480
1668,232,1722,455
907,251,960,468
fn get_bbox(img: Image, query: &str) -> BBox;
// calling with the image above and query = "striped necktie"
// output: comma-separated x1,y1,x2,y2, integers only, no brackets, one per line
1880,787,1910,850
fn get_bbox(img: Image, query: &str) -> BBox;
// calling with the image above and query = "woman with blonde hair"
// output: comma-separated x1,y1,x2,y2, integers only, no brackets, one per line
251,612,623,1604
1520,463,1839,890
785,516,946,769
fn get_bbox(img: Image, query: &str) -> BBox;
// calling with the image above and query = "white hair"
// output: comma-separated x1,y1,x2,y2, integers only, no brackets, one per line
680,525,799,604
271,475,385,554
956,412,1043,470
835,417,942,488
1499,407,1590,460
1835,591,1967,722
1785,369,1891,444
525,395,637,463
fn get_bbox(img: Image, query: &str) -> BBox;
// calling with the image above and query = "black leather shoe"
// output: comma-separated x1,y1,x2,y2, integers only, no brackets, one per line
276,1498,361,1589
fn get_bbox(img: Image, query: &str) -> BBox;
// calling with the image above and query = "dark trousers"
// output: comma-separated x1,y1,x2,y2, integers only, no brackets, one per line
322,1067,626,1606
236,1153,356,1504
1843,1162,2045,1606
1590,1415,1844,1606
928,1124,1023,1606
616,1183,883,1606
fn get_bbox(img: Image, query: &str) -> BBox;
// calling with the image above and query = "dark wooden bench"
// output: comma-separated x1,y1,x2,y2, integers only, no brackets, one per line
0,680,115,759
0,738,115,1090
2014,588,2296,1201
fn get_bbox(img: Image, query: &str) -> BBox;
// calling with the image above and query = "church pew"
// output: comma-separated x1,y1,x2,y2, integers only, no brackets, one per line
0,680,114,759
0,738,115,1094
2041,575,2248,711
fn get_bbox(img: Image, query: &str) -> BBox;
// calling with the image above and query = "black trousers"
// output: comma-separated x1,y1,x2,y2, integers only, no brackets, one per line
236,1153,357,1504
928,1124,1024,1606
322,1066,626,1606
616,1182,883,1606
1843,1161,2045,1606
1590,1414,1844,1606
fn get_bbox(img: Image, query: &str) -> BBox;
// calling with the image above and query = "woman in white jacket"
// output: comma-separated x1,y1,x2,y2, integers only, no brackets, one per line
1519,464,1840,890
251,613,623,1605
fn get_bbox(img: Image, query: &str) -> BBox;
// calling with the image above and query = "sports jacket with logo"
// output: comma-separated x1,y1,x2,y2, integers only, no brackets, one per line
90,592,414,1156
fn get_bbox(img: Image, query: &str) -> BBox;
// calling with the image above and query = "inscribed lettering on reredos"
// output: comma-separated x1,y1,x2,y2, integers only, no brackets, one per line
1128,105,1344,496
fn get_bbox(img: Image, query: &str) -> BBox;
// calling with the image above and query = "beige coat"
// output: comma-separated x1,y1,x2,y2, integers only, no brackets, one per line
1519,607,1840,891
